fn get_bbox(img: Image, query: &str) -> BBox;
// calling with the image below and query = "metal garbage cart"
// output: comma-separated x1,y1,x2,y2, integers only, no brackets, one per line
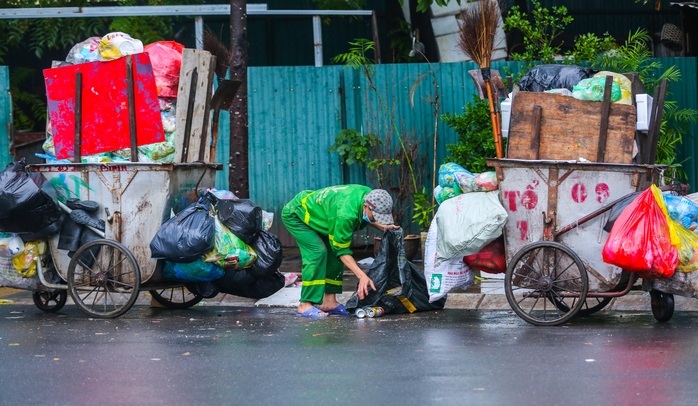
487,158,664,326
20,161,221,318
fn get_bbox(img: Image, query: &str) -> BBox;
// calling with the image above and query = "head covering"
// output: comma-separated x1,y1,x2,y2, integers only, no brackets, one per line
364,189,394,225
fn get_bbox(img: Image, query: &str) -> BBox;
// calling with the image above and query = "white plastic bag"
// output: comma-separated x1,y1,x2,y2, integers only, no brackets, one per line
99,32,144,61
0,233,23,258
435,191,507,266
423,222,474,303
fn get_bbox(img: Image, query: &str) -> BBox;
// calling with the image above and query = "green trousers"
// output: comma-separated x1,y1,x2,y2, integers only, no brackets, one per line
281,203,344,304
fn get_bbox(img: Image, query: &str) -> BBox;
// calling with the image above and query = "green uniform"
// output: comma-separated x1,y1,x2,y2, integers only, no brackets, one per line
281,185,370,304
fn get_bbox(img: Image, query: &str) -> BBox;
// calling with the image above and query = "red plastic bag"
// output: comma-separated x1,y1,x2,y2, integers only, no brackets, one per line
602,185,678,279
463,236,507,274
144,41,184,98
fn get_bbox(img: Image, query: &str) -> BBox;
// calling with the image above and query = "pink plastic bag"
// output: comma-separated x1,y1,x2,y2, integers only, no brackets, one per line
144,41,184,98
602,185,678,279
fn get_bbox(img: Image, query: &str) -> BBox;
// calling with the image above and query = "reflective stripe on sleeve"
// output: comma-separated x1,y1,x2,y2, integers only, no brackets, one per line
329,234,351,249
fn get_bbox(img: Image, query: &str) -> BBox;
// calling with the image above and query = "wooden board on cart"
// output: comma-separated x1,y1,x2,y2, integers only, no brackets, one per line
175,48,215,163
507,92,637,164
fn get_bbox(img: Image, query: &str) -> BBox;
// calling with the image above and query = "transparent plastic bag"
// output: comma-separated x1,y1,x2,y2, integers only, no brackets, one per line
0,233,23,258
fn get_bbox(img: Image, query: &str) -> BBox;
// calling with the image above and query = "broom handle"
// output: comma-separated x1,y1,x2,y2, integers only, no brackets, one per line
484,79,504,158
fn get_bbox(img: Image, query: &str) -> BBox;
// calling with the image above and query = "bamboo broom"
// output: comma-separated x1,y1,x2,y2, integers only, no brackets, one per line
457,0,504,159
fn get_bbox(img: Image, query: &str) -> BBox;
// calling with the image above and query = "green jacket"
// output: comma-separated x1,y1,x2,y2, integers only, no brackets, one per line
287,184,370,256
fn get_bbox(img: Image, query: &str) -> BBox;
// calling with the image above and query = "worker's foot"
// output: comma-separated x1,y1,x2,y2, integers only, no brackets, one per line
296,303,327,318
318,301,343,313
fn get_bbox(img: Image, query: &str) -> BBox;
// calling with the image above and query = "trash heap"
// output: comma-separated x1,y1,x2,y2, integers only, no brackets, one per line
150,189,285,299
0,159,63,289
40,32,185,163
423,162,508,302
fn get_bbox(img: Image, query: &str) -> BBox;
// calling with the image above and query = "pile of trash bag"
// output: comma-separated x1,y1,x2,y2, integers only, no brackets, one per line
603,185,698,277
346,229,446,314
517,64,633,105
0,160,63,285
150,188,283,299
423,162,508,302
41,33,184,164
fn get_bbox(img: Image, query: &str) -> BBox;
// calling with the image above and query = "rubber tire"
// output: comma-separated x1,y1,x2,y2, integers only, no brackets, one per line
505,241,588,326
67,239,141,318
32,290,68,312
650,289,674,322
149,287,204,309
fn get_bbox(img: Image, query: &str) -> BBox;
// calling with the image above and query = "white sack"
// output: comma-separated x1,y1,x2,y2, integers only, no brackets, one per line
424,222,474,303
435,191,507,266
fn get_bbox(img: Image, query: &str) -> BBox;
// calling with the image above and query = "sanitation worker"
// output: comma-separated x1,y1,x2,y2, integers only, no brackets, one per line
282,185,399,318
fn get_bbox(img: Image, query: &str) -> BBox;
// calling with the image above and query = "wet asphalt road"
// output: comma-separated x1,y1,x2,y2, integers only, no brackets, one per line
2,305,698,406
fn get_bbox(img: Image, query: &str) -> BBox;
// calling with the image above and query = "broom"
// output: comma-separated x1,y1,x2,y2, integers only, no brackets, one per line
457,0,504,159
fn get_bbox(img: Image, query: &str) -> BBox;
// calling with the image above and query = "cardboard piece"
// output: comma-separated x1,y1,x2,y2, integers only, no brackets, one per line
43,53,164,160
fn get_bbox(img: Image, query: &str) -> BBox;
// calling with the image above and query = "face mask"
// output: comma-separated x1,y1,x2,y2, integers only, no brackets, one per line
363,213,372,223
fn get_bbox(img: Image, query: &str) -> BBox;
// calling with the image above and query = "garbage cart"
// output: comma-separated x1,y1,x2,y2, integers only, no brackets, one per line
21,161,221,318
487,158,663,326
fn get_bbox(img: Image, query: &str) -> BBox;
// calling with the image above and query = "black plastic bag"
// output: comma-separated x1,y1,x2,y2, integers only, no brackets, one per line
346,229,446,314
603,191,642,232
0,159,62,234
206,191,262,244
213,268,257,292
214,270,284,299
518,64,594,92
150,198,215,263
249,230,283,278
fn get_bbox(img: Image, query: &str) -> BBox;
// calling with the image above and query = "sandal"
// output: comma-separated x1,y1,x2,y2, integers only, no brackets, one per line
326,304,350,316
295,306,327,319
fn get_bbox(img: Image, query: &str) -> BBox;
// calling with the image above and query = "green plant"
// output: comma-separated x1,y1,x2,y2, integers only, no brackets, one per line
412,187,436,230
442,94,502,173
328,129,380,165
502,0,573,64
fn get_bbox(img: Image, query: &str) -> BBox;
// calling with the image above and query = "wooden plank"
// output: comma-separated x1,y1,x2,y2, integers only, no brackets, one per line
530,105,542,159
507,92,636,163
647,78,668,164
175,49,215,163
596,75,614,162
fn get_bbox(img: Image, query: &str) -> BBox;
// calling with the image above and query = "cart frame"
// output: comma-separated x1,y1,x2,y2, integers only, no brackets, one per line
487,158,669,325
9,161,222,318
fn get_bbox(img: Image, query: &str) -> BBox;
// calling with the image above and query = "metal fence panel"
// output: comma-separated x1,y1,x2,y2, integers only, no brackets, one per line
0,67,10,168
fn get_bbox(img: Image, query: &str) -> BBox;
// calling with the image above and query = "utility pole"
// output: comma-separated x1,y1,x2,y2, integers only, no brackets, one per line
229,0,249,198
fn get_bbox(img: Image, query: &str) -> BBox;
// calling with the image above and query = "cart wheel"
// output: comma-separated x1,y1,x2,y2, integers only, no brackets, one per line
67,239,141,319
650,289,674,322
32,290,68,312
149,287,204,309
505,241,588,326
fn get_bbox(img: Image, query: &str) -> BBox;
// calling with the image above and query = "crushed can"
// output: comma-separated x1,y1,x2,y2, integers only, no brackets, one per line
366,306,384,318
355,307,367,318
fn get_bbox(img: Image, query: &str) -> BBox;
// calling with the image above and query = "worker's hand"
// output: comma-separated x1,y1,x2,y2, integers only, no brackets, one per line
374,223,401,233
357,275,376,300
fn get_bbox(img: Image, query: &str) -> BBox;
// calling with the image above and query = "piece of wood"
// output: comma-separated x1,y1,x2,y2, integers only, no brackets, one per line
507,92,636,163
596,76,614,162
73,72,82,163
646,78,668,164
126,56,138,162
530,105,542,159
175,49,215,163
